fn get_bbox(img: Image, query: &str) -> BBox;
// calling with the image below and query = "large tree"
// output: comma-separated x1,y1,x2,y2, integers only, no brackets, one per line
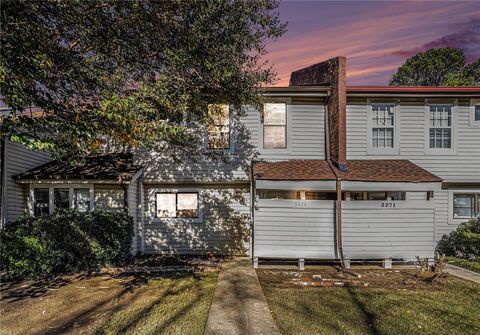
390,48,479,86
0,0,286,159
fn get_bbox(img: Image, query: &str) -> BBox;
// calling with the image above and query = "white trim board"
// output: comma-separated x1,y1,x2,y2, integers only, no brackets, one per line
341,181,442,191
256,180,336,190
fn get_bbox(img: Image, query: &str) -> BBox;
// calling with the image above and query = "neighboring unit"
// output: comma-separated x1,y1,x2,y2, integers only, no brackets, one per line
1,57,479,267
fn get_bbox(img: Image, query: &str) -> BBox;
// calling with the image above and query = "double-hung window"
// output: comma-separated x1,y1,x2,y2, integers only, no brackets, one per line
453,193,479,219
371,103,395,149
208,104,230,149
33,188,49,216
263,103,287,149
155,192,199,219
429,104,452,149
54,188,70,209
74,188,90,212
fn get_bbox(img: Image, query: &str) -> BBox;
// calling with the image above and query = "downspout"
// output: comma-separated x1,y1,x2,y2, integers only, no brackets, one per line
324,94,345,268
250,162,256,262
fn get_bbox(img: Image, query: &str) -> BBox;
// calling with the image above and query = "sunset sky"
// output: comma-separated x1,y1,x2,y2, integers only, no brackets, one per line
266,0,480,86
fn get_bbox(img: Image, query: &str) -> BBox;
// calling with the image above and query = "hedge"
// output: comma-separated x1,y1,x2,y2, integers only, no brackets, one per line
437,218,480,261
0,210,133,279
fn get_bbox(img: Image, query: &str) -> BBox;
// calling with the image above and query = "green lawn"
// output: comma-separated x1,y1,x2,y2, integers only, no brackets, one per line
259,269,480,335
1,272,218,335
447,256,480,273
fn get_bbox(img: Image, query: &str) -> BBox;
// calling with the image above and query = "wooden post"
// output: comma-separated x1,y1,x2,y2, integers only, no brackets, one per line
298,258,305,271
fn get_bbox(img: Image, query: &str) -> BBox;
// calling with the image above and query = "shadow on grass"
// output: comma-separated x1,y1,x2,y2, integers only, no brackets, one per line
33,272,208,335
0,272,98,302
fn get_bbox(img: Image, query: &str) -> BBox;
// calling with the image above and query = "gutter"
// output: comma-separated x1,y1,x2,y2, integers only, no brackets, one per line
324,94,345,268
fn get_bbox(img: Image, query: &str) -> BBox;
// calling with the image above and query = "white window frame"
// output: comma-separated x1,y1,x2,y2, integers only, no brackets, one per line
148,188,203,224
29,184,95,215
424,100,457,155
207,104,235,153
259,98,292,154
448,189,480,225
367,100,399,155
469,99,480,127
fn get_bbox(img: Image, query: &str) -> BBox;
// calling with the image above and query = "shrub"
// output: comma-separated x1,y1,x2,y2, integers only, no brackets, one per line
436,219,480,260
0,210,133,279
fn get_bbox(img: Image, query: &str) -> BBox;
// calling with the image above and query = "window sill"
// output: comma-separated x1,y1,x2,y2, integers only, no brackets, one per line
367,148,399,155
151,217,203,224
424,148,458,156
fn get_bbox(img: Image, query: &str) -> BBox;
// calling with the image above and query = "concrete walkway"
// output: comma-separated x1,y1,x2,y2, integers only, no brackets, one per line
204,257,280,335
446,264,480,283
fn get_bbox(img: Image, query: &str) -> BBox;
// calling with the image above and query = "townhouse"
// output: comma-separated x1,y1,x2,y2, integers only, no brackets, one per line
1,57,479,268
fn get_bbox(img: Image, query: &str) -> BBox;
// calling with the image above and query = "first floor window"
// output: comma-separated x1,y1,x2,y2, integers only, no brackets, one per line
263,103,287,149
155,192,198,218
453,193,479,218
34,188,49,216
54,188,69,209
74,188,90,212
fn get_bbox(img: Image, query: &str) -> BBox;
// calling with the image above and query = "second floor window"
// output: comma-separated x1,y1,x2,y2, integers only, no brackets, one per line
263,103,287,149
429,104,452,149
208,104,230,149
371,103,395,148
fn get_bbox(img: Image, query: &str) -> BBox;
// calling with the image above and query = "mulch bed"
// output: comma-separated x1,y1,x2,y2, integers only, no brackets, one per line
257,267,450,291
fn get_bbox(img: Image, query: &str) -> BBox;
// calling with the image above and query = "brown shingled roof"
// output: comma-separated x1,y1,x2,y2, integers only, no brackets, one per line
14,153,142,182
253,159,441,183
339,160,442,183
253,160,335,180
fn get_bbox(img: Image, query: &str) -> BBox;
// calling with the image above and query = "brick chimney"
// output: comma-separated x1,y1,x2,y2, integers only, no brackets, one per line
289,57,347,171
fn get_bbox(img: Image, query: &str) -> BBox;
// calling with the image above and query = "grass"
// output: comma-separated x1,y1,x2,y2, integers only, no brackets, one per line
258,269,480,335
446,256,480,273
0,271,218,335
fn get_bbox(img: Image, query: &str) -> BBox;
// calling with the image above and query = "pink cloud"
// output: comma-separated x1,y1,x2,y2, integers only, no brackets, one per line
391,18,480,63
265,1,480,86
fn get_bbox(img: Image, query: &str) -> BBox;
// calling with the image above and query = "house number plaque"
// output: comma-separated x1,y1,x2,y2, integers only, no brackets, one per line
380,202,396,208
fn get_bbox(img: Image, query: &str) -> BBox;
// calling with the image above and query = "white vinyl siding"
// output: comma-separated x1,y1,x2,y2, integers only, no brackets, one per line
347,101,479,183
143,186,251,255
342,201,435,261
4,139,51,223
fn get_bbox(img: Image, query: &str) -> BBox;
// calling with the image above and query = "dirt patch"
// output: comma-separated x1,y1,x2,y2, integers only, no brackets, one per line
257,267,450,291
0,270,218,335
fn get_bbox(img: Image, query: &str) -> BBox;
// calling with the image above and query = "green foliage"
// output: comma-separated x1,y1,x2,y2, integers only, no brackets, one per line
0,0,286,159
0,210,134,279
390,48,479,86
436,219,480,260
